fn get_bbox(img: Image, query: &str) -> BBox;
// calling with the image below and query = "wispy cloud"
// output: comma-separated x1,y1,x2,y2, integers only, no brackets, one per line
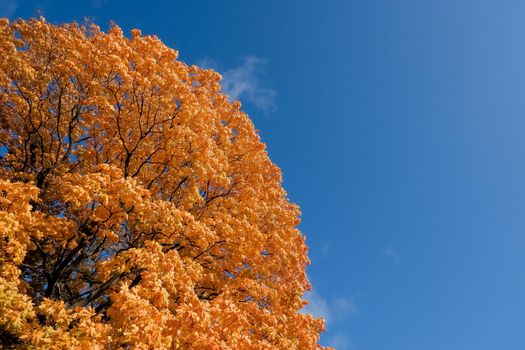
0,0,19,17
91,0,107,9
302,289,356,348
302,289,356,325
327,332,353,350
302,289,332,322
198,56,276,114
383,245,400,262
320,241,331,256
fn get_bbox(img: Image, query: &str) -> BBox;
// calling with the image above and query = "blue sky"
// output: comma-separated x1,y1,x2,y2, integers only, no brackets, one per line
6,1,525,349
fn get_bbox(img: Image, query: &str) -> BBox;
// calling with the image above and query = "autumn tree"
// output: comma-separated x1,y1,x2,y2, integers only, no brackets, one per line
0,17,327,349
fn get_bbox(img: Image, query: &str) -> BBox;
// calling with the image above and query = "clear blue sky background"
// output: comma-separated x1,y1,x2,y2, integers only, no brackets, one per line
5,1,525,349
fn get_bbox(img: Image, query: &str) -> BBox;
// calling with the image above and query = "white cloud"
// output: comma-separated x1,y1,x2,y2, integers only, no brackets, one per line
334,296,357,315
0,0,19,17
327,332,353,350
199,56,276,113
301,289,356,348
91,0,106,8
320,241,331,256
302,289,332,323
383,245,400,262
301,290,356,326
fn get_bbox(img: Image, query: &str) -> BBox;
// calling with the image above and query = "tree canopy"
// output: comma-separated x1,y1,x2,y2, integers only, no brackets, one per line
0,18,326,349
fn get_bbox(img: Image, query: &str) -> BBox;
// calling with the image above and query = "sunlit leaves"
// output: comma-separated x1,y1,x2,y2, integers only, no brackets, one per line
0,17,326,349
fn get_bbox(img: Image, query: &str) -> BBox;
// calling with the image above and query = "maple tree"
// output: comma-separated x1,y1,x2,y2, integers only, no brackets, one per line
0,17,327,349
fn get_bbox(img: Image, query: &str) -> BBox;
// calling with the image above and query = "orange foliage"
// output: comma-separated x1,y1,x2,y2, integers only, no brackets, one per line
0,18,327,349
